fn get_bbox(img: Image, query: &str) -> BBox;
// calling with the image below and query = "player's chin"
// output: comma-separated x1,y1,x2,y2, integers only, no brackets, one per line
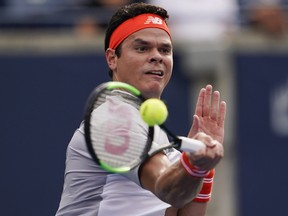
142,84,163,98
149,80,166,89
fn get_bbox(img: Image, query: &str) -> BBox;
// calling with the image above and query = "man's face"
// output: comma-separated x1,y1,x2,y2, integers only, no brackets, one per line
109,28,173,99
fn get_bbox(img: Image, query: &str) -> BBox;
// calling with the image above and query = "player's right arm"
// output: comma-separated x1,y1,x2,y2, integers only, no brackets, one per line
139,131,223,211
139,151,203,208
139,84,226,214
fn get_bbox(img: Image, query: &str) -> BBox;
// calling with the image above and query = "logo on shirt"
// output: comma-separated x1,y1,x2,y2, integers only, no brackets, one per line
144,16,163,25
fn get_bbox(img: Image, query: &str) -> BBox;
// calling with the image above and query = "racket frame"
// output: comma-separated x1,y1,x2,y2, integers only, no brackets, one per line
84,81,150,173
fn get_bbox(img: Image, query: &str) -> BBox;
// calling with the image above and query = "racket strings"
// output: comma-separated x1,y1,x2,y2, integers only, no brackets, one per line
89,90,148,169
92,90,109,110
91,125,147,168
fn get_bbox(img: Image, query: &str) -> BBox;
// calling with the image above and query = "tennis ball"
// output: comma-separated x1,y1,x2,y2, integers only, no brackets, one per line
140,98,168,126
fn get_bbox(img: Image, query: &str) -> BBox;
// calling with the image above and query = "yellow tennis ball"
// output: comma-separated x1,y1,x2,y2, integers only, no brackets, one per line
140,98,168,126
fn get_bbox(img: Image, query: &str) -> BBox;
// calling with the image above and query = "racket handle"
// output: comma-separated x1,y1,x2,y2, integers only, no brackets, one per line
178,136,206,153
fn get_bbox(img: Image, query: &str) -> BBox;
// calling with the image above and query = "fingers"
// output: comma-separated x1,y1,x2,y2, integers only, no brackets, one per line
195,88,205,117
217,101,227,128
195,84,227,127
203,85,212,117
193,142,224,171
187,115,200,138
210,91,220,121
187,132,224,171
195,84,214,117
190,84,226,170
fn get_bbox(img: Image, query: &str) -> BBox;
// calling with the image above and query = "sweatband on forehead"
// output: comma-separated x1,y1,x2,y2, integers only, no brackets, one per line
109,13,171,50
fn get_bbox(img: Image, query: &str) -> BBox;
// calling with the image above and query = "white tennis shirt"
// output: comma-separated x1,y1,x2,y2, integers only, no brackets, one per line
56,92,181,216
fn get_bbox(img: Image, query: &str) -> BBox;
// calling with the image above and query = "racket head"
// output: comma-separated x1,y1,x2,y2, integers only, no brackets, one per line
84,81,153,173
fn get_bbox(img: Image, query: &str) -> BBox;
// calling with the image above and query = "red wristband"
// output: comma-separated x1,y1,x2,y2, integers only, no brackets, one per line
180,151,209,177
193,169,215,203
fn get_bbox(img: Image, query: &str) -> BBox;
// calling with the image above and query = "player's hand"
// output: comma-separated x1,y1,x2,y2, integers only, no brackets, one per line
186,132,224,171
188,84,226,144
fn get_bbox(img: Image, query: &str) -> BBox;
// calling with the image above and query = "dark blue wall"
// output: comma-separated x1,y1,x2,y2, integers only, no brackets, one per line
235,53,288,216
0,53,190,216
3,50,288,216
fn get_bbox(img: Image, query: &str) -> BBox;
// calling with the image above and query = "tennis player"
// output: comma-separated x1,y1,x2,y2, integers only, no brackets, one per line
56,2,226,216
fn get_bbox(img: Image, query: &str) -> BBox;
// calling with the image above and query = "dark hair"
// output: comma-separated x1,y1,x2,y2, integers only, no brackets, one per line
104,2,169,77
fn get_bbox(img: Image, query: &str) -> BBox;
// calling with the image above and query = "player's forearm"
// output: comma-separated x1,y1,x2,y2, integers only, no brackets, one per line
155,160,203,208
177,201,207,216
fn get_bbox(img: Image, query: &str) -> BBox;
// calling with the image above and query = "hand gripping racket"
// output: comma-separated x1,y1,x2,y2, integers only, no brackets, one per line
84,81,205,173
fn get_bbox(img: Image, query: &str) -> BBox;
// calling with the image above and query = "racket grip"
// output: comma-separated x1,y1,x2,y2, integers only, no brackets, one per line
178,136,205,153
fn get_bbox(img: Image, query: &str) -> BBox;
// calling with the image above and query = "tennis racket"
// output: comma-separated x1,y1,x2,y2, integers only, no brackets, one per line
84,81,205,173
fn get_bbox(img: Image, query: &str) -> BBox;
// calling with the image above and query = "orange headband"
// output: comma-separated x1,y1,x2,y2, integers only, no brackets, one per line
109,13,171,50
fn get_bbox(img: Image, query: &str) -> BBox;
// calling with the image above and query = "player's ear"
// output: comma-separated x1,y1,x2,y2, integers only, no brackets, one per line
106,48,117,71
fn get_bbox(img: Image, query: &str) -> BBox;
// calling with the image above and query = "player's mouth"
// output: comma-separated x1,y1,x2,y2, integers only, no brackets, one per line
145,70,164,77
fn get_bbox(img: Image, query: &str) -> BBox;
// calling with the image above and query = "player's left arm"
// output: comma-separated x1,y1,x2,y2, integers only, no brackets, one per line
139,151,203,209
139,142,221,215
140,84,226,214
176,202,207,216
179,84,226,215
139,131,222,209
164,202,207,216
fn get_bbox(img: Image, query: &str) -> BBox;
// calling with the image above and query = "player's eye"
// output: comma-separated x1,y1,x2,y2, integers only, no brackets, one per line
136,46,148,52
160,47,171,55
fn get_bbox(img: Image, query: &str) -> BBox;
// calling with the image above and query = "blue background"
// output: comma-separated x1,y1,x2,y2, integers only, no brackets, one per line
235,53,288,216
0,53,190,216
1,51,288,216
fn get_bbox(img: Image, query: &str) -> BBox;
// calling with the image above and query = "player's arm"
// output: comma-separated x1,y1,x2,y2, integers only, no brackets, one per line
173,84,226,215
139,151,202,208
162,203,207,216
139,150,215,216
176,168,216,215
177,202,207,216
139,85,226,213
139,132,222,208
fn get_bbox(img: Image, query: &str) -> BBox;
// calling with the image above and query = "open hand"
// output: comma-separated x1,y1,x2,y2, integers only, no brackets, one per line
188,84,226,144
